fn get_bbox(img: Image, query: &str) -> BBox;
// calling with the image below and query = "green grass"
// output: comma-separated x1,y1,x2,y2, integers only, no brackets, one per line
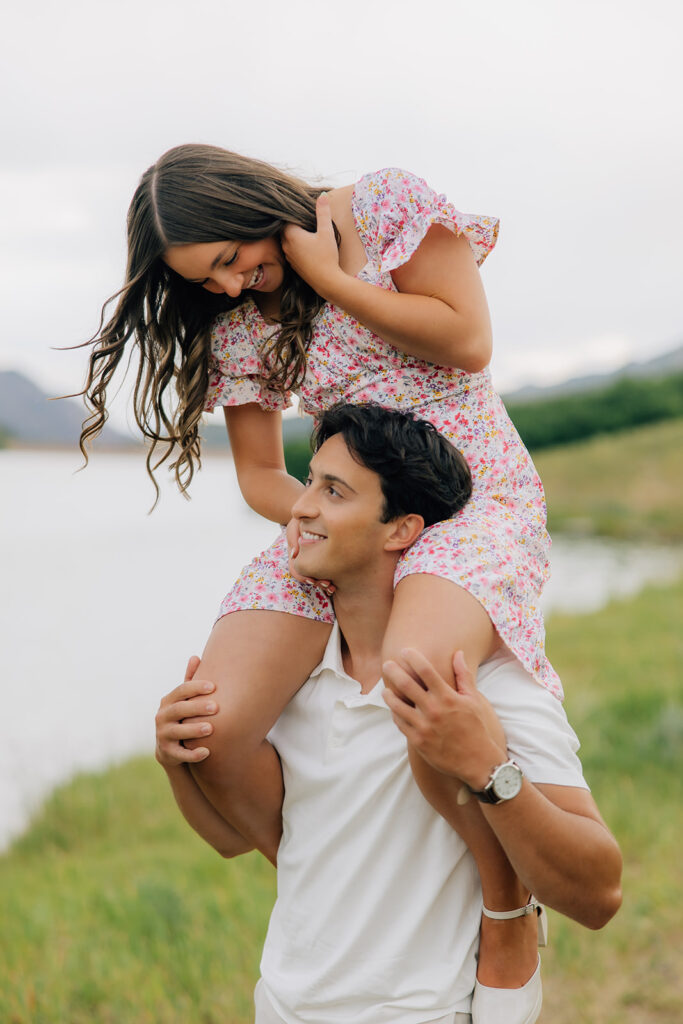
2,576,682,1021
534,418,683,541
540,577,683,1023
0,761,275,1023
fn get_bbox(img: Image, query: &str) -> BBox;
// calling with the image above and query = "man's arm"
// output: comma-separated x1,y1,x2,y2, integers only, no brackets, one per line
155,658,266,862
163,761,255,859
383,649,623,929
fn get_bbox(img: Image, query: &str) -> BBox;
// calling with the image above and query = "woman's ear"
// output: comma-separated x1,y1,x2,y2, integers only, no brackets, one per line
384,514,425,552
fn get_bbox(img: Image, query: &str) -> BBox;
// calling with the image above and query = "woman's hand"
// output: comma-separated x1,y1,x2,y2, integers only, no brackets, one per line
281,193,345,299
155,657,220,767
286,517,336,596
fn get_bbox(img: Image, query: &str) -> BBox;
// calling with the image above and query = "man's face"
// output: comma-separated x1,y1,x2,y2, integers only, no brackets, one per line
291,434,393,585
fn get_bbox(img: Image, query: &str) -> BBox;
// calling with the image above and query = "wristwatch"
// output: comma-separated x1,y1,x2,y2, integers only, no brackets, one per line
471,759,524,805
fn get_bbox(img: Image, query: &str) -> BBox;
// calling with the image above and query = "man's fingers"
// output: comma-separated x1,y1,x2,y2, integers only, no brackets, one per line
452,650,476,694
396,648,454,695
162,675,215,706
167,719,213,742
383,661,429,707
184,655,201,682
383,659,417,699
166,741,211,764
383,688,420,731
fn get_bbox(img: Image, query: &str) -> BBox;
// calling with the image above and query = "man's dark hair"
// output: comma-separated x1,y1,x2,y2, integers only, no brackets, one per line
312,403,472,527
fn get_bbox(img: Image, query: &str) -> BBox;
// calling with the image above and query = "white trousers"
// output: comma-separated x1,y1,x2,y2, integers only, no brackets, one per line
254,979,472,1024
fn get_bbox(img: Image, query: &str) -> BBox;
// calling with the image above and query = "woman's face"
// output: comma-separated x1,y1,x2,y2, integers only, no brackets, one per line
163,238,285,298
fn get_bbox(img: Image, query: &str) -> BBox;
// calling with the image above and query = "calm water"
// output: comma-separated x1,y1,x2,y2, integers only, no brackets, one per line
2,449,681,850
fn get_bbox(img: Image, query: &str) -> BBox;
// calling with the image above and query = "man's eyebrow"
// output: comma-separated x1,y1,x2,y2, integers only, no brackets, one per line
321,472,357,493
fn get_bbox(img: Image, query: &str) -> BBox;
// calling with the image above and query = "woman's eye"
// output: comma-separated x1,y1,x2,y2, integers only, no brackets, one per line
304,477,312,488
223,251,238,267
327,486,340,498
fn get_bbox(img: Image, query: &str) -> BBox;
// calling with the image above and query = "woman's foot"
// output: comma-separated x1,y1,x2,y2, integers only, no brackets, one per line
471,897,545,1024
471,955,542,1024
476,896,545,987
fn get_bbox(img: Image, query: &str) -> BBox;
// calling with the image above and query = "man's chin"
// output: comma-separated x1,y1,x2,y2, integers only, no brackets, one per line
295,557,334,585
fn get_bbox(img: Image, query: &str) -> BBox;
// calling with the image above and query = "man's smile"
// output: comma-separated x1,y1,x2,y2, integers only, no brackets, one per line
299,529,327,545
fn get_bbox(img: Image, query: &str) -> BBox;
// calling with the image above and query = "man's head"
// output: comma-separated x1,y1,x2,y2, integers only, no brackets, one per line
291,404,471,587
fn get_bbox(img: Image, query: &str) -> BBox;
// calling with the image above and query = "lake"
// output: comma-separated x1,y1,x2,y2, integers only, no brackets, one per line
2,449,681,850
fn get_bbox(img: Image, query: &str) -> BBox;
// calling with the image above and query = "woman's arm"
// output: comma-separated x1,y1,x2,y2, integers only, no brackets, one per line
155,659,256,859
224,403,305,524
282,194,492,371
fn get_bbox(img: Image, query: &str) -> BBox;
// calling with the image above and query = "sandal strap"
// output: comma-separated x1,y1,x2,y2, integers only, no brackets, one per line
481,896,542,921
482,896,548,947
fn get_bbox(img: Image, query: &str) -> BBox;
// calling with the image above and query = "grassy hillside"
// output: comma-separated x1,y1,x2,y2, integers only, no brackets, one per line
2,575,682,1022
535,418,683,541
505,372,683,451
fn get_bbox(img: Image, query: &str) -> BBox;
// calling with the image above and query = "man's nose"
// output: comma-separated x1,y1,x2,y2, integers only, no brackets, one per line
292,490,316,520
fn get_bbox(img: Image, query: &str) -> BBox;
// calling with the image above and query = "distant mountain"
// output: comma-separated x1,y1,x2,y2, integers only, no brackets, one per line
502,342,683,403
3,340,681,448
0,370,131,447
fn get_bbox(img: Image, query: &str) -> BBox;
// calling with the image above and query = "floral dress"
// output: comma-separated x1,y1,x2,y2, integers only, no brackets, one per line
204,168,562,699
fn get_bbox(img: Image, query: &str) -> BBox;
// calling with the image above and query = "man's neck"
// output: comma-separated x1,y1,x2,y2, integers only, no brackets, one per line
332,564,397,693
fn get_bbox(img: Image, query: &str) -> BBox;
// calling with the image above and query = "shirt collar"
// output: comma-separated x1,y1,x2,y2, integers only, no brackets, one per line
309,622,347,679
309,623,388,708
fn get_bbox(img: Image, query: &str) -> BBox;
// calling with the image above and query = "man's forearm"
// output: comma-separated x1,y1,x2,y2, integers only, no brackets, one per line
164,763,254,859
479,781,623,928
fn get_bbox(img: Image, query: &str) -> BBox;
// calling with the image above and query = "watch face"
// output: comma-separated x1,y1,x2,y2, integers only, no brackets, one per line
492,763,523,800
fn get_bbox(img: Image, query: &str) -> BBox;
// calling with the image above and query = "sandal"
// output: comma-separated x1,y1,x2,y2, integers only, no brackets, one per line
471,897,547,1024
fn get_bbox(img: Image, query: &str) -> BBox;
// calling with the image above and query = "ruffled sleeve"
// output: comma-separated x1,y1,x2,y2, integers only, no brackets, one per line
352,167,499,274
203,301,292,413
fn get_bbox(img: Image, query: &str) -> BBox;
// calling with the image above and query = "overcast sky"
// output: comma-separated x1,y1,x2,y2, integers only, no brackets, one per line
1,0,681,428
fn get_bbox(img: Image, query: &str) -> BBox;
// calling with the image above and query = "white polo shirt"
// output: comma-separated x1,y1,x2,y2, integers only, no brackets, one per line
263,627,588,1024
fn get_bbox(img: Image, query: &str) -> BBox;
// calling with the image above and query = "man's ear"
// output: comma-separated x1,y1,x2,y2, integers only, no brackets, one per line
384,514,425,552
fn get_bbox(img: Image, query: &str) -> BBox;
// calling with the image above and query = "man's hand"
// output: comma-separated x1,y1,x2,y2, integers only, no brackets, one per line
382,649,507,789
155,657,219,767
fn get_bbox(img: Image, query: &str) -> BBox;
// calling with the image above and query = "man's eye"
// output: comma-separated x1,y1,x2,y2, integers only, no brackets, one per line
304,477,312,488
327,486,340,497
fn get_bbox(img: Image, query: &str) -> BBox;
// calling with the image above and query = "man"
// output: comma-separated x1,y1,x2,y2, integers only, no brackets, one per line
156,404,622,1024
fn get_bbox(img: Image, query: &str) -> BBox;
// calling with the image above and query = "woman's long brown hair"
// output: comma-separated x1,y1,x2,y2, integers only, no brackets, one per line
77,144,328,498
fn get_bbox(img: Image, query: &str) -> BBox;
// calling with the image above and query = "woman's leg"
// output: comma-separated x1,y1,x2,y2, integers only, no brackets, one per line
186,610,331,863
382,574,539,987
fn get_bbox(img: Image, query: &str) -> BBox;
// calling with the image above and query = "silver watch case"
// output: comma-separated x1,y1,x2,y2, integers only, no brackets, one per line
473,759,523,805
